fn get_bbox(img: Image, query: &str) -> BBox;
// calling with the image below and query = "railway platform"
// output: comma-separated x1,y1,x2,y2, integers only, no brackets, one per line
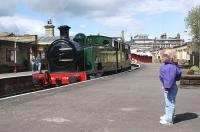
0,71,33,79
0,71,42,98
0,64,199,132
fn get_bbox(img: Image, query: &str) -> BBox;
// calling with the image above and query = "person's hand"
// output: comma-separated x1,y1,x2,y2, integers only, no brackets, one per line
161,86,168,93
164,89,168,94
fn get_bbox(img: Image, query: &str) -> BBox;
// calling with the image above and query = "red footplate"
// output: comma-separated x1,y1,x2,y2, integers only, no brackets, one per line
32,72,87,86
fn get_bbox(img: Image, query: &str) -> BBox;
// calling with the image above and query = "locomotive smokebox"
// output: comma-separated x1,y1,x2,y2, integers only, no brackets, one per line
58,25,71,40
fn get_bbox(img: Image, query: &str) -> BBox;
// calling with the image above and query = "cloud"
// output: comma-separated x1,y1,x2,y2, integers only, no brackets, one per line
22,0,200,31
22,0,139,32
0,16,81,37
0,0,18,16
79,24,86,29
1,0,200,19
0,16,44,35
95,15,139,30
23,0,125,17
0,0,200,38
23,0,200,17
132,0,200,15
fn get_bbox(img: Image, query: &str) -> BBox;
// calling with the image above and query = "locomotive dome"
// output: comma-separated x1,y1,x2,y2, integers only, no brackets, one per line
73,33,86,45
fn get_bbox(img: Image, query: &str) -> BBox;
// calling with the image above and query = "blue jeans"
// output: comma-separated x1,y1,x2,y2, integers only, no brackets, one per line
38,63,41,72
164,84,178,123
32,63,36,71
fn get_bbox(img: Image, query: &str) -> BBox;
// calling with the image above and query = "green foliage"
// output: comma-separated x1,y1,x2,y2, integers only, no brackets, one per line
187,65,200,74
190,66,200,72
187,69,195,75
185,5,200,40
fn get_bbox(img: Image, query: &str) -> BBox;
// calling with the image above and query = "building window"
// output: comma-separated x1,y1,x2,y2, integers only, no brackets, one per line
6,49,14,62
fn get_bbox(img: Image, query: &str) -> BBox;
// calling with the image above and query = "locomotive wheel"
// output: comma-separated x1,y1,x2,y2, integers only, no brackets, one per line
95,73,102,78
69,76,81,84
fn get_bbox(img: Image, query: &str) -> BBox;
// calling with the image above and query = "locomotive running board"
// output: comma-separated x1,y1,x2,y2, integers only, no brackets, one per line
59,48,73,51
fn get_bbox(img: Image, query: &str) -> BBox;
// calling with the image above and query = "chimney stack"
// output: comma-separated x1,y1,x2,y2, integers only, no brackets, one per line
44,19,55,36
58,25,71,40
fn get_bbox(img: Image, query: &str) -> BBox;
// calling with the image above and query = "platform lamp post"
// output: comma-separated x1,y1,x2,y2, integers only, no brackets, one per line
14,37,19,73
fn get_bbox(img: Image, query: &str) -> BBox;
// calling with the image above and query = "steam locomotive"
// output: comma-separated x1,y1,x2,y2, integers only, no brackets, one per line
32,25,131,87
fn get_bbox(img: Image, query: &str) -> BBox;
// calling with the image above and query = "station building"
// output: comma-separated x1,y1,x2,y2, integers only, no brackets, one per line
0,33,37,73
151,43,193,67
0,19,63,73
127,33,186,64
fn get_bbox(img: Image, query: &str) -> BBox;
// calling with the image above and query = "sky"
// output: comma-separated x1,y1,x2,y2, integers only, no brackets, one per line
0,0,200,41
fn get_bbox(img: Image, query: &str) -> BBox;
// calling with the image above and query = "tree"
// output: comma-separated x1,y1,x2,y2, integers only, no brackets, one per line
185,5,200,67
185,5,200,41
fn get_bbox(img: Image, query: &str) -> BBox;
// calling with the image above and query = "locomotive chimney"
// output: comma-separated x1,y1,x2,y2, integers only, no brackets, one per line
58,25,71,40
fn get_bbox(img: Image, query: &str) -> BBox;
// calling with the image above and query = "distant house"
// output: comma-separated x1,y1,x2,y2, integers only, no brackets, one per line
151,44,191,66
128,34,154,51
185,42,199,66
174,44,190,66
127,33,184,51
154,33,184,49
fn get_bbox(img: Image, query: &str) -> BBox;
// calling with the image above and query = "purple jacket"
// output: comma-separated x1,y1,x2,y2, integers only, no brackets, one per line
159,60,182,89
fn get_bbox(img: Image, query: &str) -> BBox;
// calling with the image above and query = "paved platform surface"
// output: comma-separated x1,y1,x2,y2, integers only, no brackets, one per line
0,64,199,132
0,71,33,79
0,70,44,79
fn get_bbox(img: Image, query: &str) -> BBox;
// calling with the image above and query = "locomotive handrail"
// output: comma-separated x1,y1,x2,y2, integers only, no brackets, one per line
59,48,73,51
59,59,73,62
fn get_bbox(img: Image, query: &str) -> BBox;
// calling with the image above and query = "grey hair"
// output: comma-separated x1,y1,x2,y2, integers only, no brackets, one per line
160,49,177,61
